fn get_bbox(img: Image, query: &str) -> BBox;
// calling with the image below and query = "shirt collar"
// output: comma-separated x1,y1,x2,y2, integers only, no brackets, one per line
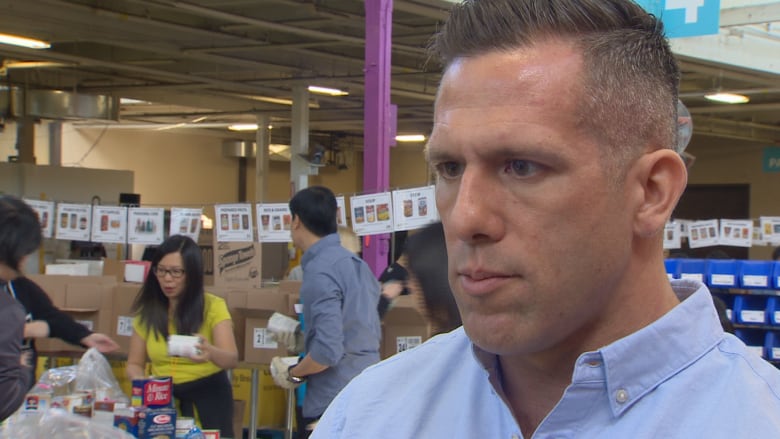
473,280,723,417
301,233,341,268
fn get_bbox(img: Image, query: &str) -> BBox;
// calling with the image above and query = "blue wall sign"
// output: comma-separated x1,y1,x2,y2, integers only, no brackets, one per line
635,0,721,38
763,147,780,173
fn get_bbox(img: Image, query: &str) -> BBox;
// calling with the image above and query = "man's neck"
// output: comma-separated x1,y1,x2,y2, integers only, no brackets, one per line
0,264,20,283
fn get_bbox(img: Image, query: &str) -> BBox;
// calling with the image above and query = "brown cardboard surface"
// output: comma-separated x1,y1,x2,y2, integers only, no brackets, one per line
278,280,302,295
380,295,431,359
113,283,141,355
213,241,262,288
232,288,290,364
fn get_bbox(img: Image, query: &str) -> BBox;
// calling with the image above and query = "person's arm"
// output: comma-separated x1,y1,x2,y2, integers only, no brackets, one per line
126,330,148,381
81,333,120,353
0,304,32,421
14,278,92,345
24,320,50,338
190,320,238,369
289,354,328,379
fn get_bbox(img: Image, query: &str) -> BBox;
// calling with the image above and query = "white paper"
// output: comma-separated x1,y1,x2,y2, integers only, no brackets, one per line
24,199,56,239
391,185,439,232
90,205,128,244
350,192,394,236
335,196,347,227
759,217,780,244
256,203,292,243
127,207,165,245
687,219,719,248
718,219,753,248
252,327,278,349
45,263,90,276
116,316,133,337
663,220,682,250
169,207,203,242
55,203,92,241
215,203,254,242
124,263,147,283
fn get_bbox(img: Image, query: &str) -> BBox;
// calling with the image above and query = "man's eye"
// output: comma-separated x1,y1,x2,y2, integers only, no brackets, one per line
504,160,540,177
435,162,464,179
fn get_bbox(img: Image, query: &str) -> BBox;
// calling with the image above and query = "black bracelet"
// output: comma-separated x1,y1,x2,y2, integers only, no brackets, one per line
287,364,306,384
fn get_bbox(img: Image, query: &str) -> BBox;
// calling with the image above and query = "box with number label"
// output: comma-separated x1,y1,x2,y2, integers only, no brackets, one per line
380,295,431,360
227,287,290,364
113,283,143,355
27,274,117,354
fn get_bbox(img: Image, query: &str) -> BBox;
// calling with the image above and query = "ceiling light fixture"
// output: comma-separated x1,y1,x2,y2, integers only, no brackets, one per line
308,85,349,96
0,33,50,49
395,134,427,142
228,123,259,132
704,92,750,104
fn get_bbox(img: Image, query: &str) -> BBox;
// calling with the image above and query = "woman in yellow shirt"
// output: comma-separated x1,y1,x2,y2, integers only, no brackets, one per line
126,235,238,436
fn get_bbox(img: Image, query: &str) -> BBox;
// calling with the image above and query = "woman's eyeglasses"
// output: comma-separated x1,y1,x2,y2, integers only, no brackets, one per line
154,266,185,279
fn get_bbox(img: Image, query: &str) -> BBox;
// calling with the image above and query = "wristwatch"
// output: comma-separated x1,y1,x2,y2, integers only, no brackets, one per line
287,365,306,384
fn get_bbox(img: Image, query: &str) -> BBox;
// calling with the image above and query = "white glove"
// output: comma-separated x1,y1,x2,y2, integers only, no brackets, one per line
268,312,302,352
274,329,304,353
270,356,303,390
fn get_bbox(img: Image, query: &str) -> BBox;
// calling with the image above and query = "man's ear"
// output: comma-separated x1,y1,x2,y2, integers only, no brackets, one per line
632,149,688,237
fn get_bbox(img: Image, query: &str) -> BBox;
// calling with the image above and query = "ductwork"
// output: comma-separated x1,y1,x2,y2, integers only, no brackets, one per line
0,87,119,121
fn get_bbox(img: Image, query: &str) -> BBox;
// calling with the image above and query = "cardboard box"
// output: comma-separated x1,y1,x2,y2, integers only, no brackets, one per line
103,259,151,283
113,283,141,355
213,241,262,288
27,274,117,354
230,288,289,364
380,295,431,359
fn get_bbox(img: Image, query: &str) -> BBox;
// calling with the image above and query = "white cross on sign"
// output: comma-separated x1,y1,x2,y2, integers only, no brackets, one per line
666,0,706,23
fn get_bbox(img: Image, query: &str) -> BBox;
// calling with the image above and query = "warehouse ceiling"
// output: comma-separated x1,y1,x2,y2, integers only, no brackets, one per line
0,0,778,150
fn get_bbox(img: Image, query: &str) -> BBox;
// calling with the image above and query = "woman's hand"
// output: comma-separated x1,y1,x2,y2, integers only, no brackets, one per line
82,333,120,353
188,333,211,363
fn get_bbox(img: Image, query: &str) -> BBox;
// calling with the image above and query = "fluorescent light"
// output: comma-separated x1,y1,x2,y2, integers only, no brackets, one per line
395,134,427,142
120,97,152,105
308,85,349,96
0,33,50,49
228,123,259,132
269,144,290,154
704,92,750,104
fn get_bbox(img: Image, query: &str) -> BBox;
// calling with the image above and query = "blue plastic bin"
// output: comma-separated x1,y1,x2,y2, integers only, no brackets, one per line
738,260,773,289
767,297,780,326
733,295,767,325
713,293,736,322
678,259,706,283
764,332,780,361
664,259,680,281
706,259,738,288
773,261,780,290
735,328,766,358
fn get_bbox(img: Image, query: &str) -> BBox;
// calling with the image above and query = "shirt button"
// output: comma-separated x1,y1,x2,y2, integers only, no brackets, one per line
615,388,629,403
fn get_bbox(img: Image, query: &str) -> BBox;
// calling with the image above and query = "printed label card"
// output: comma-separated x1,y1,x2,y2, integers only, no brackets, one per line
335,196,348,227
55,203,92,241
170,207,203,242
25,199,56,238
687,219,719,249
663,220,682,250
718,219,753,248
91,205,128,244
760,217,780,245
214,204,253,242
256,203,292,243
350,192,394,236
127,207,165,245
391,185,439,232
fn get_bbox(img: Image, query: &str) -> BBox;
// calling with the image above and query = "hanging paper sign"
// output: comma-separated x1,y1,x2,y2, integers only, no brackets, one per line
127,207,165,245
256,203,292,243
214,204,253,242
753,226,767,246
719,219,753,248
687,219,719,248
170,207,203,242
91,205,128,244
392,185,438,232
350,192,393,236
335,196,348,227
760,217,780,245
663,220,682,250
24,199,55,239
55,203,92,241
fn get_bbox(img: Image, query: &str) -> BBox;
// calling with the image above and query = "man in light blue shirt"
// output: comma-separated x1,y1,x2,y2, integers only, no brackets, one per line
313,0,780,437
273,186,381,437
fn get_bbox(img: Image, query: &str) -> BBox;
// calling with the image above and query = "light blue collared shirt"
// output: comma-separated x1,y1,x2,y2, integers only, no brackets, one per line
300,233,381,418
313,280,780,438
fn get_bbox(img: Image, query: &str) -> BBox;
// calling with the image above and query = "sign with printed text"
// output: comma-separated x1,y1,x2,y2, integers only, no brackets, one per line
256,203,292,243
663,220,682,250
636,0,720,38
24,199,55,239
763,147,780,173
687,219,719,248
169,207,202,242
127,207,165,245
91,205,128,244
760,217,780,245
719,219,753,248
253,327,278,349
350,192,394,236
55,203,92,241
391,185,439,232
214,203,253,242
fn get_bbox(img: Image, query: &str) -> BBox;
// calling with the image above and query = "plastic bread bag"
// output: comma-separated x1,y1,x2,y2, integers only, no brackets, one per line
0,407,135,439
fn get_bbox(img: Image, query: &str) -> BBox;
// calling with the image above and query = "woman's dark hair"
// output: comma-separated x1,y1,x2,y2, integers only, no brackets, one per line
0,195,43,271
289,186,338,238
131,235,205,340
405,222,461,334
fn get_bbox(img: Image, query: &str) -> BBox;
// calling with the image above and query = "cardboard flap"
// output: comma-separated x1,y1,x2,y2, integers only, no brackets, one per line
244,288,288,314
383,295,427,325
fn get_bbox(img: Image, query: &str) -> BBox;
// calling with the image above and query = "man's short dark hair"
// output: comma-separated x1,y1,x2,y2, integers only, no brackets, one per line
0,195,43,270
289,186,338,238
429,0,680,182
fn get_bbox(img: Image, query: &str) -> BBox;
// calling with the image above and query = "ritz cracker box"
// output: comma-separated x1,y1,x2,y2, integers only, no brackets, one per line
213,239,262,288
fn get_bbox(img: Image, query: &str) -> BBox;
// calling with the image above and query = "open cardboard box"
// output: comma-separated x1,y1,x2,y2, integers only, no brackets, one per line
381,295,431,359
228,287,291,364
